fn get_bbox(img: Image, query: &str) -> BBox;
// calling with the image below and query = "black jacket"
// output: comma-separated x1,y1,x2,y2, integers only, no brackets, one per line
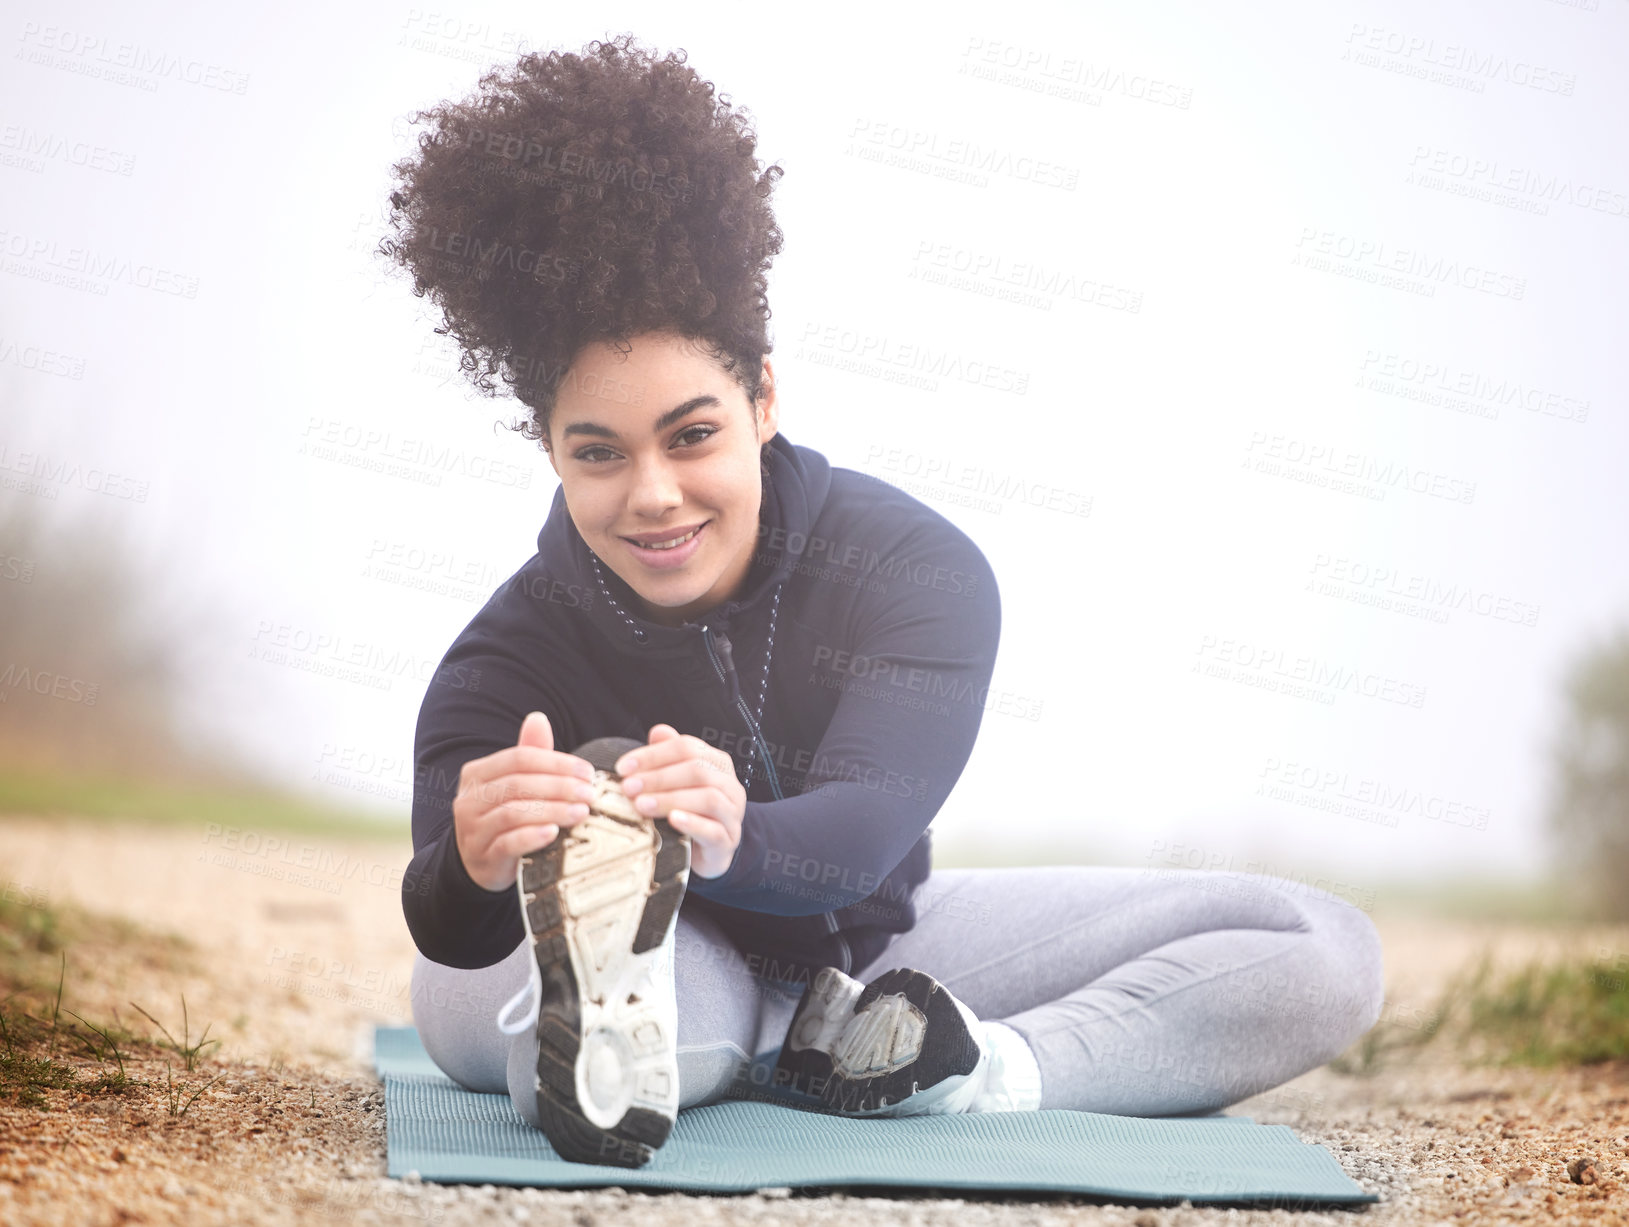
402,431,1002,983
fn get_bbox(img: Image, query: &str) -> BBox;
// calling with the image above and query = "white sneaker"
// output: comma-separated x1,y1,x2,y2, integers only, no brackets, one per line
494,737,689,1167
772,966,1042,1116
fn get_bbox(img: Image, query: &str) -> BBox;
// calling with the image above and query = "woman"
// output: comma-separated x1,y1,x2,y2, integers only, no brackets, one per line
383,33,1385,1169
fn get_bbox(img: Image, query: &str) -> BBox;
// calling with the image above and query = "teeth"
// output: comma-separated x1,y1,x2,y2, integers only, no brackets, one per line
636,527,698,550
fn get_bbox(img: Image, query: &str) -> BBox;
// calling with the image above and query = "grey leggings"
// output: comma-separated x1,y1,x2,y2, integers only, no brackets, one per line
408,866,1385,1123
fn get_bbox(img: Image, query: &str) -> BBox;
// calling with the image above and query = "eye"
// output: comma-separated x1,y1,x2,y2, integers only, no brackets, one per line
573,425,717,464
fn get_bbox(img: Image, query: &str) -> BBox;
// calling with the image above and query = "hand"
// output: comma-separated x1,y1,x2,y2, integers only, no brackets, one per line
614,724,746,879
452,710,597,891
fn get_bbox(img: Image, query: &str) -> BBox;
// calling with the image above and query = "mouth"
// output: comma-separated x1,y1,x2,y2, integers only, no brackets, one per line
622,521,708,548
621,520,710,566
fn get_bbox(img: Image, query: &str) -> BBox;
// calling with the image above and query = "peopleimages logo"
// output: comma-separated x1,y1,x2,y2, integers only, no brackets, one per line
1194,635,1427,709
1357,350,1589,424
809,645,1046,722
1308,554,1541,628
1292,227,1525,300
1341,24,1577,94
757,524,981,598
1258,757,1491,830
864,444,1093,518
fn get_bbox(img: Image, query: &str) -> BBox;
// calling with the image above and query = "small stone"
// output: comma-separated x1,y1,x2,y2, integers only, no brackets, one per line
1567,1157,1597,1185
759,1186,791,1198
403,1170,422,1184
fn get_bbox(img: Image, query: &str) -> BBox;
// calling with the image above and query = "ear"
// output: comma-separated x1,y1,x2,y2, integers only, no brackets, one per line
756,358,780,446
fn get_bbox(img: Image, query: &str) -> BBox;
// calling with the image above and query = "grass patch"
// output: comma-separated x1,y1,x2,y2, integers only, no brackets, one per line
129,996,221,1072
2,952,146,1108
1453,951,1629,1066
1335,947,1629,1074
0,762,403,841
0,881,225,1114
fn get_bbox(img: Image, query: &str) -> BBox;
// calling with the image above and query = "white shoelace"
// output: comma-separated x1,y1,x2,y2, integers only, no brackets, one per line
496,956,542,1036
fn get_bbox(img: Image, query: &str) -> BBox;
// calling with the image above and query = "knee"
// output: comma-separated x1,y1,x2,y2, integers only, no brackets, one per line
409,947,517,1095
1302,895,1386,1044
409,952,467,1081
1348,907,1386,1032
409,950,468,1038
676,1042,753,1109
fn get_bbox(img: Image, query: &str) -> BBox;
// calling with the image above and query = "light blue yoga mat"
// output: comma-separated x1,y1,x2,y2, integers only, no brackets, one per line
373,1025,1375,1204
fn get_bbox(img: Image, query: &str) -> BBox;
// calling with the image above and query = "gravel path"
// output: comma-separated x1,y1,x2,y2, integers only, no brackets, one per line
0,815,1625,1225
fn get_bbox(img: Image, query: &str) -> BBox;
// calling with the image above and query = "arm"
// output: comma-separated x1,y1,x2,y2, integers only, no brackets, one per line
688,528,1001,915
402,611,583,969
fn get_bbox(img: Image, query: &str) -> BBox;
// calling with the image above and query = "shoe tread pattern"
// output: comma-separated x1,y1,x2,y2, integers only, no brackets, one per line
823,968,981,1114
632,818,690,954
516,748,685,1169
770,978,837,1098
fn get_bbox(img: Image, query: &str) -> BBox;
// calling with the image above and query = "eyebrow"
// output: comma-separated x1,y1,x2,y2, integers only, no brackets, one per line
560,395,720,441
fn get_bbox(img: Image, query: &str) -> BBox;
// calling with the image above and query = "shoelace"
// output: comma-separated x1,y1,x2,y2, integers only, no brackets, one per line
496,958,541,1035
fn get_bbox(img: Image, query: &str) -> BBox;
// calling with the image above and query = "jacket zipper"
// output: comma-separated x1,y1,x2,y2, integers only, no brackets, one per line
701,623,842,969
700,624,785,800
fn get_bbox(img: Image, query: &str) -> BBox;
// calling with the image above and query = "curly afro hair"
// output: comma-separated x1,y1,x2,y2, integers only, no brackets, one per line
378,32,786,450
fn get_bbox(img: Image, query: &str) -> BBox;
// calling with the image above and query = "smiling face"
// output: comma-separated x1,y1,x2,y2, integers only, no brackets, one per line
543,331,779,629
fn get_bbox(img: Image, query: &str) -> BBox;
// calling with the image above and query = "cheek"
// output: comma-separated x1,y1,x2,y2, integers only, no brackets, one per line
565,489,614,533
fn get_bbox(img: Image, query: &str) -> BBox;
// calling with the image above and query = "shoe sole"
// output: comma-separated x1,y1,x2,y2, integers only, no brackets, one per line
516,738,690,1167
776,967,981,1114
769,965,862,1098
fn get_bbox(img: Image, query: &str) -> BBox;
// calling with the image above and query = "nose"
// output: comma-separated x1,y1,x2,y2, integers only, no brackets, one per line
626,452,683,517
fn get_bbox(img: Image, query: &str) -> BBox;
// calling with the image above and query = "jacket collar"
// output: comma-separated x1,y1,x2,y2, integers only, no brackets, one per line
535,431,830,659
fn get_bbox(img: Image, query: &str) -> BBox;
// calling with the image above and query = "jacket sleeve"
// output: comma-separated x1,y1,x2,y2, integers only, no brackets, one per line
687,522,1002,915
402,580,584,969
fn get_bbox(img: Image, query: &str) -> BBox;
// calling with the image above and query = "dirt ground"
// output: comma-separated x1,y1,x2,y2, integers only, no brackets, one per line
1,814,1626,1226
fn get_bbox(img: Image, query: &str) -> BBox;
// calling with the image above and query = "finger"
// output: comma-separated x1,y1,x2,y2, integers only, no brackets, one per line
516,710,556,752
624,759,739,796
668,809,730,847
620,734,735,782
489,797,590,838
469,771,596,813
616,724,706,775
633,785,737,828
497,823,558,859
463,745,595,791
616,728,667,776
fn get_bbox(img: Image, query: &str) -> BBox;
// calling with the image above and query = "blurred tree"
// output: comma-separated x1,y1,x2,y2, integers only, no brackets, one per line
0,493,223,783
1547,627,1629,921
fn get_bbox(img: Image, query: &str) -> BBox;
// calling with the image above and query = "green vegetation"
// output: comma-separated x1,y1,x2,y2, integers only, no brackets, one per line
1335,947,1629,1075
0,881,225,1115
129,995,220,1072
0,763,403,842
1452,950,1629,1066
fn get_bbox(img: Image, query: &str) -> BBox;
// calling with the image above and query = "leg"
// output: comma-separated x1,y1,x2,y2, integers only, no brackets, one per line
851,865,1384,1115
409,897,770,1126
